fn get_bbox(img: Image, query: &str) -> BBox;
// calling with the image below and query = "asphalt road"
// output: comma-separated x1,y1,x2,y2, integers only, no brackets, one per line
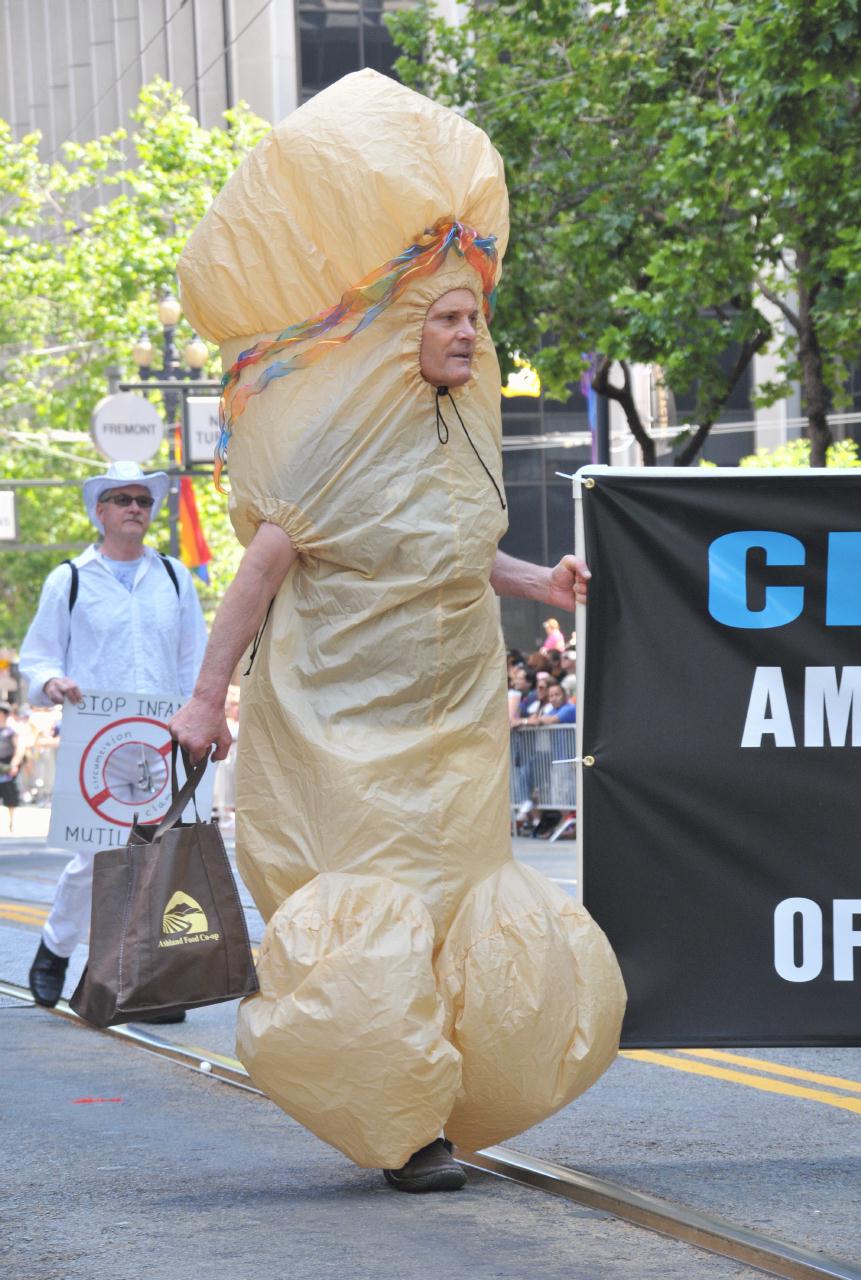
1,830,859,1279
4,1007,764,1280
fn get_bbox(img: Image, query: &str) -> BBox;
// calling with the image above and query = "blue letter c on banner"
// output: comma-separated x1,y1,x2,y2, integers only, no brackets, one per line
708,531,805,629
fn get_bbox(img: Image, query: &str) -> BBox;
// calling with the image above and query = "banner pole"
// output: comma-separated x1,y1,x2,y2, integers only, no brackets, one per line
573,467,592,906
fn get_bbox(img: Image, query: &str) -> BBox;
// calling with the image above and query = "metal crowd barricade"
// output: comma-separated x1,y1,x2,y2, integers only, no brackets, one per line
20,743,58,805
509,724,577,816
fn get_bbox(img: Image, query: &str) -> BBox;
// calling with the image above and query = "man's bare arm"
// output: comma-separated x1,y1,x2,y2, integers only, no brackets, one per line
490,549,591,610
169,523,298,762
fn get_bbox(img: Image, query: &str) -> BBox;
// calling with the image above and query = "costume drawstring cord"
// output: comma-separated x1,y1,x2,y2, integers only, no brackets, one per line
244,599,274,675
435,388,506,510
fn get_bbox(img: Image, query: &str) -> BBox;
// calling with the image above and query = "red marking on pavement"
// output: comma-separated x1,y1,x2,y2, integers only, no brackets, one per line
72,1097,123,1104
89,788,112,807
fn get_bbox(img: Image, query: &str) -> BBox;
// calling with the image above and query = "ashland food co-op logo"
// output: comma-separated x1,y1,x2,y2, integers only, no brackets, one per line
159,891,220,949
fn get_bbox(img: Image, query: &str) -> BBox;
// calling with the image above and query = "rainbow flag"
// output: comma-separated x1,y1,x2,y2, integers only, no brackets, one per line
179,475,212,583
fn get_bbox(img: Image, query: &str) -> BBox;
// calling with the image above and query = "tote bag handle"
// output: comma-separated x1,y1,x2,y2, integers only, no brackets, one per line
151,742,210,838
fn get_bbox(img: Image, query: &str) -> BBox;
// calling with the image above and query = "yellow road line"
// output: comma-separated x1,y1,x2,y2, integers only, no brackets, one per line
181,1043,245,1071
2,914,856,1107
0,903,48,923
678,1048,861,1095
625,1050,861,1115
1,912,48,926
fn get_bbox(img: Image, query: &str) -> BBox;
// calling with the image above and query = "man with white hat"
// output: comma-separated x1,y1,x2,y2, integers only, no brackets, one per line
19,462,207,1014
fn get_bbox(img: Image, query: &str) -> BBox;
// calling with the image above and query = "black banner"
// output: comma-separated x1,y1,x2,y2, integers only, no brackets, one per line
579,469,861,1047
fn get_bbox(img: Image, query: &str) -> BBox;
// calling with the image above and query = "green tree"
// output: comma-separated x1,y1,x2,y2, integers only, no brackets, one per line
0,80,270,648
388,0,861,466
738,437,861,468
728,0,861,464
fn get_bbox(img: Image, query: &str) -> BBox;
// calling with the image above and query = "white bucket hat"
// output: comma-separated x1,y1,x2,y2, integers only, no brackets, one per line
83,461,170,534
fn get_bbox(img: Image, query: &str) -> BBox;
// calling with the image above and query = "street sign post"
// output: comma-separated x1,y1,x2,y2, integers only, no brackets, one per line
186,397,221,464
91,393,165,464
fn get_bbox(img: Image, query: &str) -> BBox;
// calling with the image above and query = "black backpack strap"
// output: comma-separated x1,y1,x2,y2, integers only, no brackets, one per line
64,554,179,611
157,553,181,597
62,560,79,613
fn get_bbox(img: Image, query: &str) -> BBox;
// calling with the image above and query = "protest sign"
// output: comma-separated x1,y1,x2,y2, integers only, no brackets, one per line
48,690,214,853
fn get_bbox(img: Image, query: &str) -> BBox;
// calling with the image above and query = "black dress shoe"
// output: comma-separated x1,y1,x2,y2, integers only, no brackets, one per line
28,940,69,1008
383,1139,467,1193
135,1010,187,1025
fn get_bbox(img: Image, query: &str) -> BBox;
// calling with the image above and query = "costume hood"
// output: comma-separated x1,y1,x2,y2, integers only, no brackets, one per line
179,68,508,347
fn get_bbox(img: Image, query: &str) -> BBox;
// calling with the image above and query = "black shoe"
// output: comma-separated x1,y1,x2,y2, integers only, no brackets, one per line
383,1139,467,1193
135,1010,187,1025
28,940,69,1008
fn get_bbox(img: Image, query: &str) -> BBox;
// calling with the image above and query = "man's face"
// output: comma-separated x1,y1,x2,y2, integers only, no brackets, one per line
547,684,567,710
513,668,529,693
419,289,479,388
96,485,153,541
536,673,551,696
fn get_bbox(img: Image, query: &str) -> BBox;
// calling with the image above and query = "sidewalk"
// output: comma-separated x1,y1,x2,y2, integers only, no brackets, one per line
0,806,51,840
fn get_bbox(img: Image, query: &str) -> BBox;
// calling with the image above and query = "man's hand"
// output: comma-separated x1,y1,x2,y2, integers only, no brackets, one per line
490,549,591,608
169,696,232,765
546,555,591,610
43,677,83,706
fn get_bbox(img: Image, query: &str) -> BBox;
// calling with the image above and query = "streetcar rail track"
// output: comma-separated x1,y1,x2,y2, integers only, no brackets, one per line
3,978,859,1280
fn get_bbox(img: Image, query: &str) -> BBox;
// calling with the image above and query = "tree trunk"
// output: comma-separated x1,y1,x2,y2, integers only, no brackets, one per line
593,358,656,466
796,262,831,467
675,326,770,466
674,416,718,467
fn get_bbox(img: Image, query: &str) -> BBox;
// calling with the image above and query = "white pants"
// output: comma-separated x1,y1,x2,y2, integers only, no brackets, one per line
42,850,94,958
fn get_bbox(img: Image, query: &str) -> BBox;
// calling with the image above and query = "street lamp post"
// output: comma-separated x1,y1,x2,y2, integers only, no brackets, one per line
131,290,209,557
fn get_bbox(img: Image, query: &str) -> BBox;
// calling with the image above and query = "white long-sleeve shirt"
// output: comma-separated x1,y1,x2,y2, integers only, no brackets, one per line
19,544,208,705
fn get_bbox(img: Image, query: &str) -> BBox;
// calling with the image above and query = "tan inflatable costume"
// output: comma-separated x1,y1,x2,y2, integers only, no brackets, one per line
179,69,625,1169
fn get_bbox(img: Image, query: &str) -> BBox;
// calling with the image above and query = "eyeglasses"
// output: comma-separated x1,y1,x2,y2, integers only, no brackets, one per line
101,494,155,508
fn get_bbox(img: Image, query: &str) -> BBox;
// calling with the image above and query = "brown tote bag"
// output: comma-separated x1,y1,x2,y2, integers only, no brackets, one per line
70,747,258,1027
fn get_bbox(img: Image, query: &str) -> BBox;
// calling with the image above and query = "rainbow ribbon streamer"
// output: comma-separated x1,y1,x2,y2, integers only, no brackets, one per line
214,218,498,490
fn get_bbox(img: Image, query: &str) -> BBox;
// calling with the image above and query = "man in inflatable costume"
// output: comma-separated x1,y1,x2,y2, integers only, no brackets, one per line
173,69,625,1193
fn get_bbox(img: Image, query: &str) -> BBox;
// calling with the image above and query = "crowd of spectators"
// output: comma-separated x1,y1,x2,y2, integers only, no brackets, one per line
507,617,577,729
505,620,578,838
0,701,61,830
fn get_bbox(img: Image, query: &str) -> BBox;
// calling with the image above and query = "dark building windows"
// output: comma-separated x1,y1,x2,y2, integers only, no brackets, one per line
298,1,410,102
498,388,592,651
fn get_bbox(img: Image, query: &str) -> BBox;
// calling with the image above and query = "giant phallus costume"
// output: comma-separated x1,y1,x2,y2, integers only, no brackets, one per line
179,69,626,1169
